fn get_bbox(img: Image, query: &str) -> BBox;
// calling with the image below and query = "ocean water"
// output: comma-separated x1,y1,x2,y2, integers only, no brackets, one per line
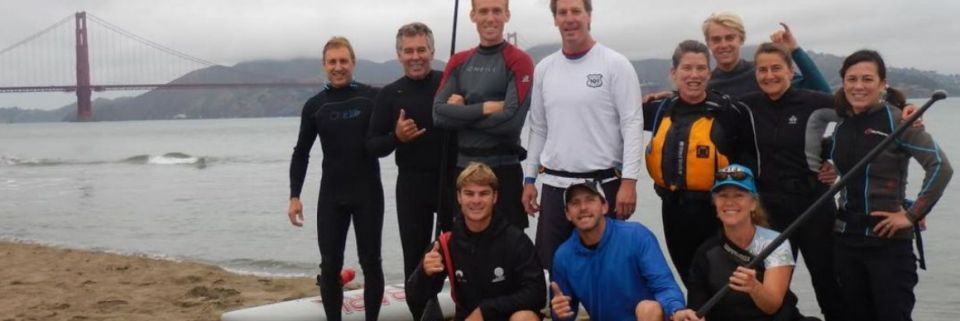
1,98,958,319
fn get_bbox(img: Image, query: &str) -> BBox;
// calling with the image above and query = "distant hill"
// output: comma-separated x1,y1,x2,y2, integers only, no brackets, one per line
2,46,956,123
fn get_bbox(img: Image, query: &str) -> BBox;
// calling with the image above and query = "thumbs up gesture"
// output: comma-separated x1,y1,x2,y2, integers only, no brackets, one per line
422,241,445,276
395,109,427,143
550,282,574,319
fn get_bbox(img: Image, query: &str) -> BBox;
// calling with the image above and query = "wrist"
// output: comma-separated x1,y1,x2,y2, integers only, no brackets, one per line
524,177,536,185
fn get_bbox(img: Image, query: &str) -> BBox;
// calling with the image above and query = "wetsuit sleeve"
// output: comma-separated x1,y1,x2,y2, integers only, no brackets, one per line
549,259,580,321
523,63,547,179
633,227,686,316
898,125,953,220
470,51,534,136
685,248,711,310
366,85,400,158
434,58,479,129
791,48,831,93
612,56,644,180
805,108,841,171
478,235,546,319
406,256,446,308
289,98,318,198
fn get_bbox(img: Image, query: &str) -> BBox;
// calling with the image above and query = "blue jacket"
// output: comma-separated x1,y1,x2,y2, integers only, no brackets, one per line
551,218,685,320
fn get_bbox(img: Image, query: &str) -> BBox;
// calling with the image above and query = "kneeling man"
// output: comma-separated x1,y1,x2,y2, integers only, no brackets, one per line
551,180,685,321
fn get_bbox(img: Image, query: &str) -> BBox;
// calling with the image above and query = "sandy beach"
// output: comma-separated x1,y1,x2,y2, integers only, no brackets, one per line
1,241,319,321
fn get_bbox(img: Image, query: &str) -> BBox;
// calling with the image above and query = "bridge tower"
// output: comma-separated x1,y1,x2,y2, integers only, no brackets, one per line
75,12,92,121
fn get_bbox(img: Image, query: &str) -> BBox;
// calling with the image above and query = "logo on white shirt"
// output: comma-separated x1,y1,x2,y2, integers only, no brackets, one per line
586,73,603,88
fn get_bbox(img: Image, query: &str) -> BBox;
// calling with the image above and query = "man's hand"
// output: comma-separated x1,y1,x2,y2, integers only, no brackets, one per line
465,307,484,321
550,282,575,319
642,91,673,104
288,197,304,227
769,22,799,52
615,179,637,219
522,184,540,216
448,94,465,105
871,208,914,237
422,242,445,276
817,161,837,185
729,266,762,295
670,309,704,321
482,101,505,115
395,109,426,143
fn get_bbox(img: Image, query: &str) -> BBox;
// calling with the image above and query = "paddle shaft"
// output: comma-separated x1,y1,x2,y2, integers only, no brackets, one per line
434,0,460,236
695,90,947,317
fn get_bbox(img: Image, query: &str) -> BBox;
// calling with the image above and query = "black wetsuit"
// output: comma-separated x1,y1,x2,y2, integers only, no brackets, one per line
829,102,952,321
366,70,457,320
742,88,844,320
290,82,385,321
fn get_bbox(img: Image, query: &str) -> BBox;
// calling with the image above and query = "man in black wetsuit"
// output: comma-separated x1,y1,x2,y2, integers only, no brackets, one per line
287,36,384,321
366,22,456,321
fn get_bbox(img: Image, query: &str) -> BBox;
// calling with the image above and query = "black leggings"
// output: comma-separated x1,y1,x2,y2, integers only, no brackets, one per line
835,236,917,321
396,168,455,320
316,181,385,321
660,193,719,286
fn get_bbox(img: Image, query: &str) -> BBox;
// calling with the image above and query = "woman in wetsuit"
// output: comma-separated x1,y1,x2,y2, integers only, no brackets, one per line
287,36,385,321
829,49,952,321
673,164,815,321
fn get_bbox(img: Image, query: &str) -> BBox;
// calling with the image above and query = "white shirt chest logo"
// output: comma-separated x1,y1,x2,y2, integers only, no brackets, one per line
586,73,603,88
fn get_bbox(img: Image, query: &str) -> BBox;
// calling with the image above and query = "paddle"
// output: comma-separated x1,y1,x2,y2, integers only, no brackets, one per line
695,90,949,318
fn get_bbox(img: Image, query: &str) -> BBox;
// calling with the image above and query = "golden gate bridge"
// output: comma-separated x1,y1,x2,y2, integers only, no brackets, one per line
0,12,323,121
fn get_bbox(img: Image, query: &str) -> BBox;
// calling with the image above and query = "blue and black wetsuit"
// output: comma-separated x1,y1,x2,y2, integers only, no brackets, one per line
290,82,385,321
366,70,458,320
830,102,952,321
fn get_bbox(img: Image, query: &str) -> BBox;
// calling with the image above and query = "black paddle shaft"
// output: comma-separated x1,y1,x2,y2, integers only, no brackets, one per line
434,0,460,236
695,90,948,317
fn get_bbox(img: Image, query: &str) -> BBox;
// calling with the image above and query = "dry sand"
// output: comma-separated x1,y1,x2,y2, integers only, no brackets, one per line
1,241,319,321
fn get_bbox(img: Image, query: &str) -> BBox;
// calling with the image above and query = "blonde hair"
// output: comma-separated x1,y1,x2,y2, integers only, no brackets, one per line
456,162,499,191
751,195,770,228
322,36,356,62
702,11,746,43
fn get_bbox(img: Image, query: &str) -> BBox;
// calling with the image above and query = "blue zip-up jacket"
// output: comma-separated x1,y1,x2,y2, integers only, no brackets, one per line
551,218,685,320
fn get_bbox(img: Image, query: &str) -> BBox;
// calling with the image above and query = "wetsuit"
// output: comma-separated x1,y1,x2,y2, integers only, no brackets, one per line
434,41,534,229
366,70,457,320
290,82,384,321
741,88,844,320
830,102,952,321
709,48,831,97
523,43,644,270
643,91,759,285
551,218,685,321
687,227,812,321
407,217,546,321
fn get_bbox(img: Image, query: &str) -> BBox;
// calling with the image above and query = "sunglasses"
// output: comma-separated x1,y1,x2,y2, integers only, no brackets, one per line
715,171,750,181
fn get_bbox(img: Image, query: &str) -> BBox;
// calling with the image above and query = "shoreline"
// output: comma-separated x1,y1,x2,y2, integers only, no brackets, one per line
1,241,317,321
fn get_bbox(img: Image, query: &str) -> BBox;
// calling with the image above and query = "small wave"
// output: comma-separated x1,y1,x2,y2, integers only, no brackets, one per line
121,153,207,168
0,155,73,167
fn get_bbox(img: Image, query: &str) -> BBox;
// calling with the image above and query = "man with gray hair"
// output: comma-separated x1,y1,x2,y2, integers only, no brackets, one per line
366,21,455,321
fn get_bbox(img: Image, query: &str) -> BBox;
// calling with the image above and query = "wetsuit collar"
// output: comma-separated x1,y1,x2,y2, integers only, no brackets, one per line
477,41,508,55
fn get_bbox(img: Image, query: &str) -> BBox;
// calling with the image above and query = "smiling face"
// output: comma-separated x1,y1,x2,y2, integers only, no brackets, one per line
470,0,510,46
755,52,794,100
323,46,355,88
671,52,711,103
712,185,757,228
553,0,593,53
564,186,608,234
706,23,744,71
457,183,497,231
397,34,434,80
843,61,887,114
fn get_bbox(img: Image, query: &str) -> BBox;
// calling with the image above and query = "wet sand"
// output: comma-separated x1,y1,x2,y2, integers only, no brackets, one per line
1,241,318,321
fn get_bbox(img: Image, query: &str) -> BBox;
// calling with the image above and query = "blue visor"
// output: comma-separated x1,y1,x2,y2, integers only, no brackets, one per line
711,164,757,194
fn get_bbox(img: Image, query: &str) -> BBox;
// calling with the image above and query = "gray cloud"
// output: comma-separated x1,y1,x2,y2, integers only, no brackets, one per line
2,0,958,109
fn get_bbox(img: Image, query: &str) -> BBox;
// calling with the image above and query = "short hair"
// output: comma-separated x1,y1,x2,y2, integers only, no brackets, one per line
456,162,499,191
322,36,355,63
833,49,903,117
702,11,746,43
549,0,592,16
395,22,435,53
472,0,509,10
671,40,711,69
754,42,794,70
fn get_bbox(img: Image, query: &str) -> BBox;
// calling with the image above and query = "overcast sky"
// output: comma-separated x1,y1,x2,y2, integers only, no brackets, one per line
2,0,959,110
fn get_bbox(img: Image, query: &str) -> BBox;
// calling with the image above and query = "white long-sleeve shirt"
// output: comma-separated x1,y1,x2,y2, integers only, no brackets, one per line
523,43,644,188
